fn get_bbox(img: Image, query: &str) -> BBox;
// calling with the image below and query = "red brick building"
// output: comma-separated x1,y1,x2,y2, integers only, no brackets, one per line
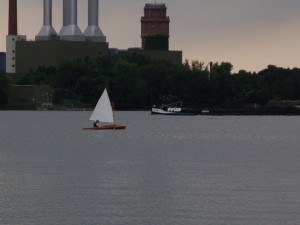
141,3,170,50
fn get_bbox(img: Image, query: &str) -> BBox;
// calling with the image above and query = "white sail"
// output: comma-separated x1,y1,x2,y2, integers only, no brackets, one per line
89,88,114,123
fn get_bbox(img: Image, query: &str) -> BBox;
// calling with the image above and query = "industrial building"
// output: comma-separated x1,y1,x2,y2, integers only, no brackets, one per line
110,3,181,64
6,0,107,75
6,0,182,76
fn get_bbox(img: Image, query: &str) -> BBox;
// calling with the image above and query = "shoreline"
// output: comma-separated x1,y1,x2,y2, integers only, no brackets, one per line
2,107,300,116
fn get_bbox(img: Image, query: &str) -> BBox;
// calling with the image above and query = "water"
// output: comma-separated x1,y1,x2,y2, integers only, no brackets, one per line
0,111,300,225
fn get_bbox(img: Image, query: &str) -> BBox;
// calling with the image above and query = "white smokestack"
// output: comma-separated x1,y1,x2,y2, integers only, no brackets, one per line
69,0,77,25
36,0,57,41
84,0,106,42
59,0,70,35
60,0,85,41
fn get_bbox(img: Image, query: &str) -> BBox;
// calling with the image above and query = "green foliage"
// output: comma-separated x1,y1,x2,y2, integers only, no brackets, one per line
17,54,300,110
18,66,57,85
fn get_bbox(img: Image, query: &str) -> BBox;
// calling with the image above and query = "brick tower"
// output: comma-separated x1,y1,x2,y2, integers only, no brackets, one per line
8,0,17,35
141,3,170,50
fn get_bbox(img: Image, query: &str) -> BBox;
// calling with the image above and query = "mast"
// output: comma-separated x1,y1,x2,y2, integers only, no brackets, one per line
112,102,116,127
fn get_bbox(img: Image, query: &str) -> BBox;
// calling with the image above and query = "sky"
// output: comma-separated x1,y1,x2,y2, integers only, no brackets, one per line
1,0,300,72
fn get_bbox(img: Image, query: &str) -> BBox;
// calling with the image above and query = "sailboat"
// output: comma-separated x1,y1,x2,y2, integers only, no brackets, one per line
82,88,126,130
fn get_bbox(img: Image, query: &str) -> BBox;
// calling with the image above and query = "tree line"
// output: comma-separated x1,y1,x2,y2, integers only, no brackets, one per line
2,53,300,110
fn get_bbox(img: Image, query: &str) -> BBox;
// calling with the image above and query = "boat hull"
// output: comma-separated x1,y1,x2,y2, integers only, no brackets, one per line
83,124,126,130
151,108,196,116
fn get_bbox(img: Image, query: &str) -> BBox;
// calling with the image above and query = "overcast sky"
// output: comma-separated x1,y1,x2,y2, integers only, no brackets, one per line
1,0,300,72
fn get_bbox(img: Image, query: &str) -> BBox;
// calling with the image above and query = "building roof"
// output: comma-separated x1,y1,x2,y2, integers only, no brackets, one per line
145,3,166,9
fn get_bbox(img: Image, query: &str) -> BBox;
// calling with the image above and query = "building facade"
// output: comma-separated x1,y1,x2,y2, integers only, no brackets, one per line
6,1,181,76
141,3,170,50
6,35,26,73
15,41,108,74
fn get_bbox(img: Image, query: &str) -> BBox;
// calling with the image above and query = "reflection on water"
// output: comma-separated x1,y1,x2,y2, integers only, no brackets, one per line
0,111,300,225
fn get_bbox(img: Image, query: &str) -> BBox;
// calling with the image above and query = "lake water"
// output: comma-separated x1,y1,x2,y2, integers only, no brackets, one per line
0,111,300,225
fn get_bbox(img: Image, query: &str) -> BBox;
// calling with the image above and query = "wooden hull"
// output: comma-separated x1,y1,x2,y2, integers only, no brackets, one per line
83,124,126,130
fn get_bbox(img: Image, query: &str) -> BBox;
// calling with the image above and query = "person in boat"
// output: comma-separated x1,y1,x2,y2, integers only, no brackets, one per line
93,120,100,128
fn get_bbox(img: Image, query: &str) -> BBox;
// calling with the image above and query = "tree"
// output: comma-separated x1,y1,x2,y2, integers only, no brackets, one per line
16,54,300,110
208,62,235,107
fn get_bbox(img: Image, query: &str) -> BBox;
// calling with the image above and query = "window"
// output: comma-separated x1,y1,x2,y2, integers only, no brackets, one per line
152,24,156,32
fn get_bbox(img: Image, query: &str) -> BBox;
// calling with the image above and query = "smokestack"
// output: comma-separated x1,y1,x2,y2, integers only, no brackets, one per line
59,0,70,35
69,0,77,25
6,0,26,74
36,0,57,41
84,0,106,42
8,0,17,35
59,0,85,41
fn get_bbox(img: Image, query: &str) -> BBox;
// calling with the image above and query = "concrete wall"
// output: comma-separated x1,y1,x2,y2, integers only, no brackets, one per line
15,41,109,74
14,40,181,74
6,35,26,73
128,49,182,64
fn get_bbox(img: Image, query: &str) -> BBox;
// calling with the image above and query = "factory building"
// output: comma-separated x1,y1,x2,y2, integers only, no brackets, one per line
6,0,108,75
6,1,181,76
